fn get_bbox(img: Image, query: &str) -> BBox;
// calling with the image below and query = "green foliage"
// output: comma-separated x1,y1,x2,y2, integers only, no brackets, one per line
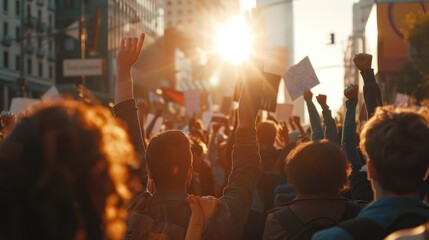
398,12,429,104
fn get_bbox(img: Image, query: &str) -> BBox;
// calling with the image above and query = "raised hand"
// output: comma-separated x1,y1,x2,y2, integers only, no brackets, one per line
353,53,372,72
316,94,328,109
1,111,16,137
115,33,145,104
289,116,297,130
344,84,359,99
117,33,145,80
303,89,313,101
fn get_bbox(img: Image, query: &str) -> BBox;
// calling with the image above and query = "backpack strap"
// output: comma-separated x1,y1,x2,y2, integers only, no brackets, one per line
337,218,383,240
274,206,305,237
341,201,363,221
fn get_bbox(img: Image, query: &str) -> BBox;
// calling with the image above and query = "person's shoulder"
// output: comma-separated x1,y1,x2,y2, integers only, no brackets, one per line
312,226,354,240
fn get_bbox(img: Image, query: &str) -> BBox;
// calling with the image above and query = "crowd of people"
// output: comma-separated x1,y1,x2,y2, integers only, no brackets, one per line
0,23,429,240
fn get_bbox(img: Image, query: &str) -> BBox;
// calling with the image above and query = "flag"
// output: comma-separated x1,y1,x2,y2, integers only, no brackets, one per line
161,88,185,106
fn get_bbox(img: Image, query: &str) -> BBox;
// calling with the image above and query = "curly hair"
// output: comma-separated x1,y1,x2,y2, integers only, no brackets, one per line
0,101,142,240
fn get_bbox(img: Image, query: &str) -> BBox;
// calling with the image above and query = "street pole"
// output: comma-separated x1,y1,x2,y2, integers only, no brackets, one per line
18,0,27,97
79,0,87,95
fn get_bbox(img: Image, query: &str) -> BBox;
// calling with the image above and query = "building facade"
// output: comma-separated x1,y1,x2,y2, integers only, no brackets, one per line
0,0,56,110
54,0,161,104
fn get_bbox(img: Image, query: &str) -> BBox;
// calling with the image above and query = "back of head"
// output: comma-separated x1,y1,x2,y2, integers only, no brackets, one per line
0,102,140,240
360,107,429,195
257,121,277,147
146,130,192,191
286,141,349,195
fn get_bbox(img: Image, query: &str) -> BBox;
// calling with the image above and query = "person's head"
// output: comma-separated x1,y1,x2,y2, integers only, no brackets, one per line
360,107,429,197
0,101,141,240
286,141,349,195
145,130,193,192
257,121,277,147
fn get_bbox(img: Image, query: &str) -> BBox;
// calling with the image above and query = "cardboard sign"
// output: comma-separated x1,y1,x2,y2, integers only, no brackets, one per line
275,103,294,122
283,57,320,101
41,86,62,102
184,89,201,116
261,73,281,112
10,98,40,114
220,96,233,115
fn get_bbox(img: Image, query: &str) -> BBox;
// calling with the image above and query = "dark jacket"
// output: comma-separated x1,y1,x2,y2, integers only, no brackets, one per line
114,99,261,240
262,195,365,240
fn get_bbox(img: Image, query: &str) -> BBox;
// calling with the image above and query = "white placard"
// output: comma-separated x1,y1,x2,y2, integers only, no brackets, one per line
275,103,294,122
283,57,320,101
63,59,103,77
184,89,201,116
10,98,40,114
394,93,409,106
41,86,62,102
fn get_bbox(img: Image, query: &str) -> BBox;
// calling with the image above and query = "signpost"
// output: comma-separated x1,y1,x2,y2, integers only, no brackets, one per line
63,59,104,77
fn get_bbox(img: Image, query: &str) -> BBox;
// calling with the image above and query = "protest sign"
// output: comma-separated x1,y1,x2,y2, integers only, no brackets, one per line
41,86,62,102
10,98,40,114
261,73,281,112
283,57,320,101
275,103,294,122
185,89,201,116
394,93,409,106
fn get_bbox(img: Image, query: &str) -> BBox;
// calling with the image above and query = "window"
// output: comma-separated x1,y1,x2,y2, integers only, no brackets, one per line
3,0,8,12
27,58,32,75
38,62,43,77
16,26,20,42
16,1,20,16
3,22,8,36
3,51,9,68
16,56,20,70
65,38,75,51
49,65,52,79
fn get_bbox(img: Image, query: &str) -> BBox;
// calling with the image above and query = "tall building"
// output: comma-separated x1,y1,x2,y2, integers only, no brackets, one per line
55,0,161,104
0,0,56,110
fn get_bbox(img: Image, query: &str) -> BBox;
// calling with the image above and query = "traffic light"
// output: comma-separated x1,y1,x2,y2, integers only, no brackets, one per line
329,33,335,45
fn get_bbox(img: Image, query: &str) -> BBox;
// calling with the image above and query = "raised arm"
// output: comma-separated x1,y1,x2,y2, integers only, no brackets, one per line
343,84,373,201
353,53,382,118
342,85,362,172
113,33,147,186
316,94,340,144
203,10,263,238
304,90,324,141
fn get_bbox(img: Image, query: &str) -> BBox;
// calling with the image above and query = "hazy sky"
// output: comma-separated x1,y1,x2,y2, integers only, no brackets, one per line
242,0,359,113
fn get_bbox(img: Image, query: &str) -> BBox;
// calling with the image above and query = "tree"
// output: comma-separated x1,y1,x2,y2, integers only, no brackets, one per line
398,12,429,104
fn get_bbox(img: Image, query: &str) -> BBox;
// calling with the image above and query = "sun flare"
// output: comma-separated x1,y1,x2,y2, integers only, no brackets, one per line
214,18,254,64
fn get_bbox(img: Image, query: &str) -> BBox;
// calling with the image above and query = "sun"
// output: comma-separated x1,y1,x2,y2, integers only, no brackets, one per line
214,18,254,64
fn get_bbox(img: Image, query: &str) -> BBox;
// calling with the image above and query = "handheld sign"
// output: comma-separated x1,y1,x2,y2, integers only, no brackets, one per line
283,57,320,101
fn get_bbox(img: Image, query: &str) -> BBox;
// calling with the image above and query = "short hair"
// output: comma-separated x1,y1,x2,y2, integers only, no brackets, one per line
257,121,277,146
360,107,429,195
286,141,349,195
146,130,192,191
0,102,140,239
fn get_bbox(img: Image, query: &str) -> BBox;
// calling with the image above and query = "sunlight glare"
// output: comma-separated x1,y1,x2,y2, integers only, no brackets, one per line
214,18,253,63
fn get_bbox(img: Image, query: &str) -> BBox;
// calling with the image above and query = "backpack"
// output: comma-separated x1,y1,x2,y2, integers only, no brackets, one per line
338,212,429,240
126,192,191,240
274,198,362,240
